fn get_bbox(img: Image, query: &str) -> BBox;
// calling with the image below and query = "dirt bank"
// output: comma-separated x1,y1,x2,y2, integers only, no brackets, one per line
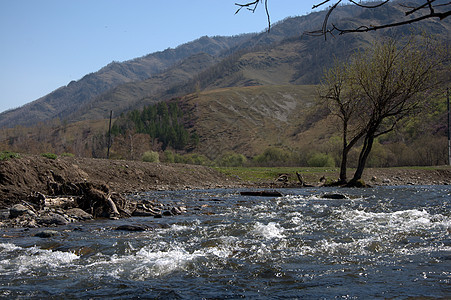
0,155,239,209
1,155,450,209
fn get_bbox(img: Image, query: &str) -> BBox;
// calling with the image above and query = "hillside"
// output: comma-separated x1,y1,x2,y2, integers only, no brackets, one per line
0,1,449,168
0,35,252,128
3,1,449,128
185,85,317,158
62,2,450,122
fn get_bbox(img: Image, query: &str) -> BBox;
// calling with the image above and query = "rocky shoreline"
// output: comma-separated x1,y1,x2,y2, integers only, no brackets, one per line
0,154,240,229
1,154,450,229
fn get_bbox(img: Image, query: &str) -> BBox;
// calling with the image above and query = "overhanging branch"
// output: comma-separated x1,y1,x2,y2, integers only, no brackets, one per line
234,0,450,39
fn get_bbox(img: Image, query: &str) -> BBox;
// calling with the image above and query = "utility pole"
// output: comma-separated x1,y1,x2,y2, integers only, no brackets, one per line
107,110,113,159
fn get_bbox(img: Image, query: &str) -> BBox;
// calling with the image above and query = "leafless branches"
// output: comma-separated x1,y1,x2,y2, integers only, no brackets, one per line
308,0,451,37
235,0,271,30
235,0,451,38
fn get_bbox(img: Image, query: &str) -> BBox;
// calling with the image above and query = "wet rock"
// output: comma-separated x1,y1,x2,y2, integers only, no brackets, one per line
240,190,283,197
115,224,148,231
65,208,93,221
35,230,60,238
171,206,186,215
132,203,159,217
9,204,34,218
11,215,38,228
320,193,349,200
162,210,173,216
38,213,69,226
132,209,158,217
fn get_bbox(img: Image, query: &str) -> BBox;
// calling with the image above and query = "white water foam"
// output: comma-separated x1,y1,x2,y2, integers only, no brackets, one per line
340,208,450,233
134,246,202,277
0,242,21,252
251,222,285,240
0,243,79,275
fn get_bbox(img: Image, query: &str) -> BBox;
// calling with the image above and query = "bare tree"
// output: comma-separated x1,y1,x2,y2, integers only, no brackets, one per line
319,60,367,183
321,36,446,185
348,36,445,184
235,0,450,37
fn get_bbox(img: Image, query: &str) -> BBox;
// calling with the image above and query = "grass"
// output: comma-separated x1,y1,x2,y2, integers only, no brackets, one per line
215,166,340,184
216,165,451,185
41,153,58,160
0,151,20,161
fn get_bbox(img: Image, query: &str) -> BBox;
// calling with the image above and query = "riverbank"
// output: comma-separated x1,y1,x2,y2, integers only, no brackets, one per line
0,154,240,209
0,154,450,228
1,155,451,209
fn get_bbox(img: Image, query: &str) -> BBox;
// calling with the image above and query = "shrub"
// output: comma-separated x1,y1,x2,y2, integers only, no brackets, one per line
253,147,292,166
163,150,175,163
174,153,186,164
0,151,20,161
182,153,211,166
215,152,247,167
61,152,75,157
41,153,58,160
142,151,160,163
307,152,335,167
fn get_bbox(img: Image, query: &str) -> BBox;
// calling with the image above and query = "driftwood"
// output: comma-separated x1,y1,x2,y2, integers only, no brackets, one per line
296,172,315,187
43,178,127,219
5,176,187,228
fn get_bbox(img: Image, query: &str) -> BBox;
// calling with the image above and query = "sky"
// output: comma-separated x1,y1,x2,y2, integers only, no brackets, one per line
0,0,323,114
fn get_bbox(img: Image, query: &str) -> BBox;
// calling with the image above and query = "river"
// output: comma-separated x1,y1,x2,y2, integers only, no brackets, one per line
0,186,450,299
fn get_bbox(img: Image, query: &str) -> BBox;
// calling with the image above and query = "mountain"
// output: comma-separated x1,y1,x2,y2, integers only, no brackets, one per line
0,35,252,128
58,1,451,123
0,1,449,166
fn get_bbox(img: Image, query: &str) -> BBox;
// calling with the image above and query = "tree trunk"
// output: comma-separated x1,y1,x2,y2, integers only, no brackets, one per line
339,124,348,183
339,147,349,183
339,123,365,184
349,131,375,185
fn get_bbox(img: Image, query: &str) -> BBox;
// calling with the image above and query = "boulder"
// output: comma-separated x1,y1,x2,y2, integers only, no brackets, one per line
9,204,32,218
171,207,185,215
115,224,148,231
38,213,69,226
320,193,348,200
133,210,160,217
65,208,93,221
35,230,60,238
240,190,283,197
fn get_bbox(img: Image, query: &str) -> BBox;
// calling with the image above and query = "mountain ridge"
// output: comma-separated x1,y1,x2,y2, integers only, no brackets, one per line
0,34,252,128
0,1,449,167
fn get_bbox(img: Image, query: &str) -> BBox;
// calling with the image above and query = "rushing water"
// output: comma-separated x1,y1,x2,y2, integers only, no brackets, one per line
0,186,450,299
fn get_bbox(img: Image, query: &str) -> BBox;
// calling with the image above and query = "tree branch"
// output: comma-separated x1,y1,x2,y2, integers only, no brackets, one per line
327,10,451,35
312,0,331,10
348,0,390,9
235,0,260,14
402,0,436,16
235,0,271,31
235,1,450,38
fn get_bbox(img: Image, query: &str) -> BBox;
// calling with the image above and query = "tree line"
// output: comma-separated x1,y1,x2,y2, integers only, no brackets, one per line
110,100,199,152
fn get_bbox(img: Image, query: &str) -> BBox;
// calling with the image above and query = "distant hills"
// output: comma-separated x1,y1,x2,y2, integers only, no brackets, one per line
0,1,449,166
2,1,449,129
0,34,252,128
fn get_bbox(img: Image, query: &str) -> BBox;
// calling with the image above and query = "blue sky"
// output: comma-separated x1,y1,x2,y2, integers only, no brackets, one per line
0,0,322,113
